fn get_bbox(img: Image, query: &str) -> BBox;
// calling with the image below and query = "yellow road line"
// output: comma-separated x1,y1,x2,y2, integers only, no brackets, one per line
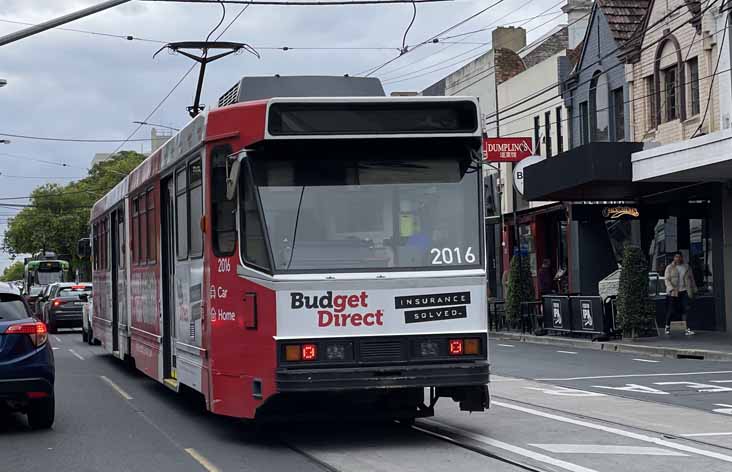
185,448,221,472
100,375,133,400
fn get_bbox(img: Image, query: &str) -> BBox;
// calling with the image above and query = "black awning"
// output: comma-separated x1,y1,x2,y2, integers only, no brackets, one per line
523,142,675,201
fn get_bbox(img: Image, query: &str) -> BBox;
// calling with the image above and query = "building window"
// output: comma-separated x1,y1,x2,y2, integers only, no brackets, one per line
645,76,656,130
211,146,237,256
533,116,541,155
612,87,625,141
688,57,700,116
544,111,552,157
175,167,188,260
579,101,589,145
662,65,678,122
556,107,563,153
589,72,609,141
147,189,156,263
189,159,204,258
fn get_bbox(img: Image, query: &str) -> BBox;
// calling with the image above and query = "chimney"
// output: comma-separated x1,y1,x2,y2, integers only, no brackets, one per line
562,0,592,50
491,26,527,52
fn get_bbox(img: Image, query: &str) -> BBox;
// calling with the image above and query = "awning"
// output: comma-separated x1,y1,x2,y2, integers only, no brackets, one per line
523,142,677,201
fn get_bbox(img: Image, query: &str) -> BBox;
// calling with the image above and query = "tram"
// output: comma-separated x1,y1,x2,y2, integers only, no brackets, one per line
89,76,489,420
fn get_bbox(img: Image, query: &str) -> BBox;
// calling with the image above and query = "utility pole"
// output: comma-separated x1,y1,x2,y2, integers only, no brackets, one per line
0,0,132,47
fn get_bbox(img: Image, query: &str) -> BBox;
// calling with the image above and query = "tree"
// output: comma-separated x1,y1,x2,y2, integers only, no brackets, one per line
0,260,24,282
616,245,655,338
2,151,145,273
506,253,534,323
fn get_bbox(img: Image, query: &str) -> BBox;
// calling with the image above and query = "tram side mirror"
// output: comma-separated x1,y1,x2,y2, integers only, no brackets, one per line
77,238,91,258
226,150,248,201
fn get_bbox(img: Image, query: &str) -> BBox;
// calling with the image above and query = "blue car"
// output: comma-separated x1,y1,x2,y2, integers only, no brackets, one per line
0,282,55,429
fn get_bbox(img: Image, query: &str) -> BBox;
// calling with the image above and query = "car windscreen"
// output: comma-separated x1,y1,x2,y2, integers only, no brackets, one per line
249,143,482,272
0,293,32,321
29,286,44,296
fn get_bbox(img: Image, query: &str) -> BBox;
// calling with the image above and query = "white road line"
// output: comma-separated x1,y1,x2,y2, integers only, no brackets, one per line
53,335,62,343
184,448,221,472
711,380,732,383
52,347,59,350
497,344,515,348
494,401,732,464
100,375,133,401
632,358,660,363
529,444,687,456
68,349,84,360
419,420,599,472
681,432,732,438
537,370,732,381
557,350,578,355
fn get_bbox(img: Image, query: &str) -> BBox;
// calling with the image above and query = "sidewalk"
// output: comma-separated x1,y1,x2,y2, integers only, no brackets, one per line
491,330,732,361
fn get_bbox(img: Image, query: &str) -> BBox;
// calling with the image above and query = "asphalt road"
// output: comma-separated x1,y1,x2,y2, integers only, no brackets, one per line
489,339,732,414
4,331,732,472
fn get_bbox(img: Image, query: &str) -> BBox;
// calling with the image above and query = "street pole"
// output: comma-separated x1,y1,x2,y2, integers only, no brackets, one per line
0,0,132,47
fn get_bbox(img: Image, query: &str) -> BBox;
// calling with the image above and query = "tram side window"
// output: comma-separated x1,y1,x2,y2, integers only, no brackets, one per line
189,160,203,258
241,163,271,271
118,210,125,269
147,189,156,263
132,197,139,265
211,146,236,256
140,192,148,263
176,167,188,260
93,223,99,270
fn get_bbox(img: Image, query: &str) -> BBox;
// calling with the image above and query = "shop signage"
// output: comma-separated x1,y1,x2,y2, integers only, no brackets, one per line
602,206,640,219
484,137,533,162
513,154,545,195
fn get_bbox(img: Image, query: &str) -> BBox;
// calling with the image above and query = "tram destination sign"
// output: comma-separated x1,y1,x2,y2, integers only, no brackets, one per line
483,137,533,163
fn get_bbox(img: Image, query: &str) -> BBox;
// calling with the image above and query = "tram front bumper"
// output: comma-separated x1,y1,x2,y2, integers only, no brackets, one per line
276,360,490,392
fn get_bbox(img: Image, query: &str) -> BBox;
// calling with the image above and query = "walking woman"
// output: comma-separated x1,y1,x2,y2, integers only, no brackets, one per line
664,251,697,336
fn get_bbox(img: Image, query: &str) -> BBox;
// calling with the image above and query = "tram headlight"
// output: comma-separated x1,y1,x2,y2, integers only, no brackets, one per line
418,340,440,357
325,343,346,361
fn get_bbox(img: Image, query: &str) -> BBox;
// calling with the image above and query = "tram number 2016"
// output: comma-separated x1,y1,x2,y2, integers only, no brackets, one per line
430,247,476,265
217,258,231,273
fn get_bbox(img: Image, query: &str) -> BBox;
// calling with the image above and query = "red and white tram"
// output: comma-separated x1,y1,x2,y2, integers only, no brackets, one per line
90,76,490,420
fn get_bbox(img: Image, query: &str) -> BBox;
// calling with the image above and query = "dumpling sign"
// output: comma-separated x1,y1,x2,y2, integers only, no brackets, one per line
483,137,534,163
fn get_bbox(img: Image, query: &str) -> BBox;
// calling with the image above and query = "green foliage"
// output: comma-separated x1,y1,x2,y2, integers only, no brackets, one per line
0,260,24,282
2,151,145,272
506,254,534,321
616,245,655,338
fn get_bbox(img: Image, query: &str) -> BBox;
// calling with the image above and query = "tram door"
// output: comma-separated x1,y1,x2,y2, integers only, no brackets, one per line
161,178,177,381
110,210,120,353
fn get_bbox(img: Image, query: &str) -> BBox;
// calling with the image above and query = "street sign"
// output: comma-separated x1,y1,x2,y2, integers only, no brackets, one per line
484,137,533,162
513,154,544,195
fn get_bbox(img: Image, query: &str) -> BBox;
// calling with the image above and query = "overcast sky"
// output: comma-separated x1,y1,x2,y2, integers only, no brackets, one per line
0,0,564,270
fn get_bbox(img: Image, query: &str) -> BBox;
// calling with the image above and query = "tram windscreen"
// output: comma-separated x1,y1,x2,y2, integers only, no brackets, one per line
35,270,63,285
249,146,482,272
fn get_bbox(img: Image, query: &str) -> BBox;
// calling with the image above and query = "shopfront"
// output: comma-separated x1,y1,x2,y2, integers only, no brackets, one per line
522,141,729,332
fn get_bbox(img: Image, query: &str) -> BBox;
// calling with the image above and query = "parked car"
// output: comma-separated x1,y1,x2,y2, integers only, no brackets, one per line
0,282,55,429
42,283,92,333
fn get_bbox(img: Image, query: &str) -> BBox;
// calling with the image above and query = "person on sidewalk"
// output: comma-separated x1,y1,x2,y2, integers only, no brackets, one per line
539,259,554,296
664,251,697,336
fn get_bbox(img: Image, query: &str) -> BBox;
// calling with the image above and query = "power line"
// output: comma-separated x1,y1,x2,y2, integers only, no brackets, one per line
357,0,508,77
0,132,153,143
0,18,166,43
146,0,451,4
109,3,252,155
0,152,81,169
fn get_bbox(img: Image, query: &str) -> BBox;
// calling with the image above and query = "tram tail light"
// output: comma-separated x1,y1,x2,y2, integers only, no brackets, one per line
448,339,464,356
464,338,480,355
301,344,317,361
285,345,301,362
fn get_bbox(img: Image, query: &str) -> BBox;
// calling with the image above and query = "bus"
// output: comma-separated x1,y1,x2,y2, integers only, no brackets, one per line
89,76,489,421
24,252,69,293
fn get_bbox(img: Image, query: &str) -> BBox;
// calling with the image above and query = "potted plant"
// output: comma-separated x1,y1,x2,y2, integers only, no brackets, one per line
616,245,656,338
